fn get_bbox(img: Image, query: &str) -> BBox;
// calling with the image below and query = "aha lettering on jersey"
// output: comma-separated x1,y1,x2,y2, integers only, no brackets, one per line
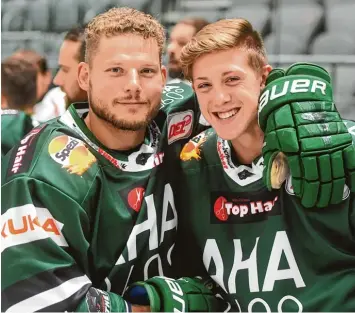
203,231,305,312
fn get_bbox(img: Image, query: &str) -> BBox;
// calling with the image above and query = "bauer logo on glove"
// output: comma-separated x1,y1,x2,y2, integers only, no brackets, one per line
258,62,355,208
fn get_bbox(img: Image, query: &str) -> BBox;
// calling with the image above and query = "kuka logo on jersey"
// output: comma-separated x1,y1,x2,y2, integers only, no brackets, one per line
127,187,146,212
48,135,96,175
211,190,280,224
167,110,193,144
180,132,207,161
1,204,68,253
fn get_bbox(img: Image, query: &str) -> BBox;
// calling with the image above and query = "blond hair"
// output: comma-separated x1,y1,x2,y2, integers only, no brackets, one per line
180,19,267,80
85,7,166,64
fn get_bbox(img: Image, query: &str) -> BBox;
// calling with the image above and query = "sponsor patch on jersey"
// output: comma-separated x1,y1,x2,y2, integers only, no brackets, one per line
85,287,111,313
118,178,149,215
180,132,208,161
167,110,193,145
285,176,351,201
210,189,281,224
1,204,68,252
48,135,96,175
127,187,146,212
7,124,47,179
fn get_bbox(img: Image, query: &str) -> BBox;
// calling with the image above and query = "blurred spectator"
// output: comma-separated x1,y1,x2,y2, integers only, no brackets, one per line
167,17,209,83
53,25,87,105
1,57,39,156
11,49,66,122
34,86,66,122
12,49,52,102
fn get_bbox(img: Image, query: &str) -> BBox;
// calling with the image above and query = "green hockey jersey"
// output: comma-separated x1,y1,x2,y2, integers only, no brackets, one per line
1,82,207,312
176,120,355,312
1,109,38,156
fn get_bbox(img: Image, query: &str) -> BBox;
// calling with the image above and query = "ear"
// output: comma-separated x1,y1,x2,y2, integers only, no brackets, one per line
77,62,90,92
161,65,167,87
260,64,272,89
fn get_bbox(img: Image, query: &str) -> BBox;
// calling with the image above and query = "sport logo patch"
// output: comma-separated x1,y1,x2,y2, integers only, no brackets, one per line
180,132,207,161
1,204,68,253
167,110,193,144
211,190,281,224
127,187,146,212
118,178,149,216
48,135,96,175
7,124,47,178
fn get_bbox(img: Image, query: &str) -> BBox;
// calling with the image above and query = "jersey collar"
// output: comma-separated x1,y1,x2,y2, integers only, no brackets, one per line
217,137,264,186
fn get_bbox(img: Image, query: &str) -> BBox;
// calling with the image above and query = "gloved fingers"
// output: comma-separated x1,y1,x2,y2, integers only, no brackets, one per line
297,122,348,139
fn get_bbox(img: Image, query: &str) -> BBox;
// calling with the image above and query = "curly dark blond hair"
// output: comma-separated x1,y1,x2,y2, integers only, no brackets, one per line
85,7,166,64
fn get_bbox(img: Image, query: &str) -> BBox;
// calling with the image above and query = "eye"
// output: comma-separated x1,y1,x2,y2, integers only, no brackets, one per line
226,76,240,83
109,67,123,73
141,68,156,75
59,66,69,74
197,83,211,89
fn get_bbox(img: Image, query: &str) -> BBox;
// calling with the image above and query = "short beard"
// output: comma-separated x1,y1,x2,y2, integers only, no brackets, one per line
168,67,184,80
88,88,159,132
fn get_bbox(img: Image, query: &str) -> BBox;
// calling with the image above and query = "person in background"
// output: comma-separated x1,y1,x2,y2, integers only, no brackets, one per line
12,49,52,103
1,57,39,156
53,25,88,106
11,49,66,123
167,17,209,83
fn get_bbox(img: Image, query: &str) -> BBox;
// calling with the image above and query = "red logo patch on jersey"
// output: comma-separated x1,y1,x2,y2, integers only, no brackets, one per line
214,196,229,221
127,187,146,212
167,110,194,144
211,190,281,224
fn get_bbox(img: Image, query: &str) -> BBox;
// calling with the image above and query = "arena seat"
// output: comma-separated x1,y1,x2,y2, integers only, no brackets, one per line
334,66,355,98
264,33,305,54
179,0,232,10
27,0,51,31
271,3,324,52
310,33,355,55
162,9,221,25
1,39,26,59
2,0,27,31
326,2,355,35
52,0,80,32
224,4,270,33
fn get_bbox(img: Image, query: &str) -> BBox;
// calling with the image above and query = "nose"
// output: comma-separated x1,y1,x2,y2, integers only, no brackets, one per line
124,69,141,95
167,41,176,55
53,70,63,87
214,86,231,107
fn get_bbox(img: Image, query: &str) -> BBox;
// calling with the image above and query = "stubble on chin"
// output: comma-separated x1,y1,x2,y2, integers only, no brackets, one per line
89,97,160,131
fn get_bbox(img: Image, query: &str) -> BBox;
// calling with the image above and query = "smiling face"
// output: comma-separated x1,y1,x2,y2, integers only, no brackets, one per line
78,34,167,131
192,48,270,140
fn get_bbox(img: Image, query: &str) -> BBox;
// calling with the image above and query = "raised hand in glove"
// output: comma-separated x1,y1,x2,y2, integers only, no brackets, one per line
124,276,230,312
258,62,355,208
